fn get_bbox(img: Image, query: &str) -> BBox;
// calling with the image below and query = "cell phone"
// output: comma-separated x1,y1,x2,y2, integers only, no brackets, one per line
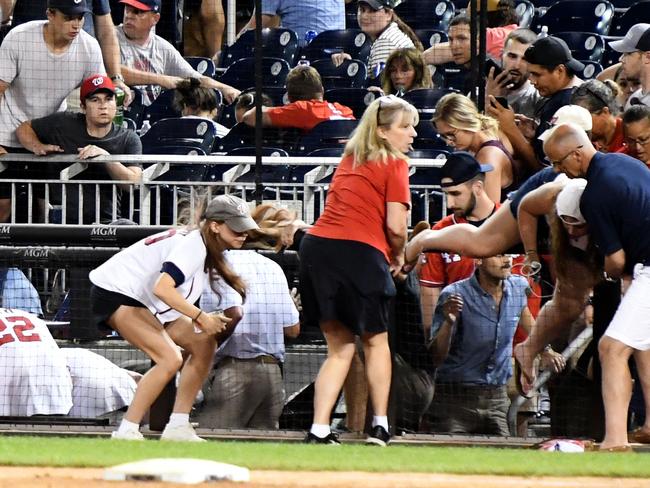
485,58,503,77
494,96,509,109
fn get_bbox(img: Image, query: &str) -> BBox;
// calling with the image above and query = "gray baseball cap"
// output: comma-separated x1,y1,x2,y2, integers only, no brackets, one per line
203,195,259,233
609,23,650,53
358,0,402,10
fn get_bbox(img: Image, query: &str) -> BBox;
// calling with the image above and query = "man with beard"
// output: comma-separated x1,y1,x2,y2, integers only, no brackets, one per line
485,28,540,119
419,151,495,338
427,253,533,436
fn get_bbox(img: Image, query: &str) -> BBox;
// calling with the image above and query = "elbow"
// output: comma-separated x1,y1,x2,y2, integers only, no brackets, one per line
284,323,300,339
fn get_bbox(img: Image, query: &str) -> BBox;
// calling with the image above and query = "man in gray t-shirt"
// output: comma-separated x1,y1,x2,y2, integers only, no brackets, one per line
0,0,105,221
117,0,239,106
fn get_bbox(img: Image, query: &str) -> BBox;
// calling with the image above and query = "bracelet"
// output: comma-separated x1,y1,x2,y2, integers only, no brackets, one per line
193,310,203,321
110,74,125,83
525,250,538,255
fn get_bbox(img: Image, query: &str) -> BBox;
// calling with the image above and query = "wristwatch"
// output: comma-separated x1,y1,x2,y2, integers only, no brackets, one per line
110,74,125,83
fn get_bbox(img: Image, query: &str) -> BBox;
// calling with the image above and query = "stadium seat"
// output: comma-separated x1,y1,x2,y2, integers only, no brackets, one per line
345,1,359,29
219,57,291,91
121,118,137,131
412,121,452,150
324,88,378,118
299,29,372,64
311,58,368,90
224,147,291,183
533,0,615,36
184,56,216,77
294,119,359,154
258,86,290,106
609,1,650,36
514,0,536,29
213,123,301,154
124,89,146,129
554,32,606,62
140,118,219,155
579,60,604,79
415,29,449,50
217,103,237,129
600,43,621,68
394,0,455,31
143,90,180,125
433,63,471,93
402,88,459,116
219,28,299,69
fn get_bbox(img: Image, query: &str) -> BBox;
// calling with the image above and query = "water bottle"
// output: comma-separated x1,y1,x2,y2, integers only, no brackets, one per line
395,84,406,98
304,30,317,45
140,119,151,136
113,87,125,126
537,26,548,39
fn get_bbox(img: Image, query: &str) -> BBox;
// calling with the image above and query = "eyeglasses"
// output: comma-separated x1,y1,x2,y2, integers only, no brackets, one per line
376,95,404,127
439,128,459,144
627,134,650,146
629,97,645,106
548,145,584,168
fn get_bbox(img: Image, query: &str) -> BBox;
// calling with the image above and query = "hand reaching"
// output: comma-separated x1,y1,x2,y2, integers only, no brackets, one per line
442,293,463,323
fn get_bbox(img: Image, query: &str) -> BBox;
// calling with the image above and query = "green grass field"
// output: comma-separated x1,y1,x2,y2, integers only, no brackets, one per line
0,436,648,478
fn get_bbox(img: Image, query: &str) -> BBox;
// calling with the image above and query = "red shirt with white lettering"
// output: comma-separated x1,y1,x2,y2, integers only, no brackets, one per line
266,100,355,131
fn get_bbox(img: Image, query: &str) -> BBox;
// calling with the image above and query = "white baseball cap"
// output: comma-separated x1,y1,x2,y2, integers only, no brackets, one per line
556,178,587,225
538,105,593,142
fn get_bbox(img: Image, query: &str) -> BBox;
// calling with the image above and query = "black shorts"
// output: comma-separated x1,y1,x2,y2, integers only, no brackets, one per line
90,284,147,335
299,235,396,335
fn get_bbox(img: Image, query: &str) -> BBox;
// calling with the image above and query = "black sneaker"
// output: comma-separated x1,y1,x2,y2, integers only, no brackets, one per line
304,432,341,445
365,425,391,446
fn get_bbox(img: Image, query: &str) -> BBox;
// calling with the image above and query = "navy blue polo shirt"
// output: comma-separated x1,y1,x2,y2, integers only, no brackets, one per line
581,152,650,273
533,87,575,162
508,167,559,218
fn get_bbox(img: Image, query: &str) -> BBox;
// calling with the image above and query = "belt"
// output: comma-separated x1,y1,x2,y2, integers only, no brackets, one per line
218,355,279,366
435,382,507,399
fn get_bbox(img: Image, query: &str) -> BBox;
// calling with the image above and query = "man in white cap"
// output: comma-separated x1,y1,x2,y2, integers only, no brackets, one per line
543,122,650,451
607,24,650,110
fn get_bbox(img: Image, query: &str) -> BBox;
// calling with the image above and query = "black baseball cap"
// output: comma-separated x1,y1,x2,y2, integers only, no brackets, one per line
636,27,650,51
358,0,402,10
47,0,89,15
523,36,585,72
440,151,493,188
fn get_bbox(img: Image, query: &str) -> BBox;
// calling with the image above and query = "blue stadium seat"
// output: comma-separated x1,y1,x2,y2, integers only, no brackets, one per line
143,90,180,125
600,43,621,68
213,123,301,154
219,28,299,69
415,29,449,50
294,119,359,154
394,0,455,31
140,118,219,155
184,57,216,77
514,0,536,29
217,103,237,129
554,32,606,62
412,121,452,150
124,89,146,129
579,60,604,79
345,1,359,29
324,88,378,118
121,118,137,131
533,0,615,35
299,30,372,64
258,86,289,106
311,58,368,90
219,57,291,91
402,88,459,116
433,63,471,93
609,1,650,36
225,147,292,183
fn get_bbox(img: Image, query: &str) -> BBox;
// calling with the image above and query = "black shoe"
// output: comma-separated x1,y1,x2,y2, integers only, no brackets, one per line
304,432,341,445
365,425,391,446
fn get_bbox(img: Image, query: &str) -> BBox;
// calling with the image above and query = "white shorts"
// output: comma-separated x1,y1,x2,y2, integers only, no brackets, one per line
605,264,650,351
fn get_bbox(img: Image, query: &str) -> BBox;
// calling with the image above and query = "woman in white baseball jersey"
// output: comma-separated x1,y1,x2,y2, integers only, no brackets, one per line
89,194,258,442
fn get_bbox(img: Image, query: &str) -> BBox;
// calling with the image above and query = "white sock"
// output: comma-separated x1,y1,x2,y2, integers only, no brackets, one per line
117,419,140,433
167,413,190,428
372,416,388,430
310,423,331,438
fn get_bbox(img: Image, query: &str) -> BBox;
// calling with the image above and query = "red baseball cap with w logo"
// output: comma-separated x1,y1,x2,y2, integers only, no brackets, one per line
80,74,116,101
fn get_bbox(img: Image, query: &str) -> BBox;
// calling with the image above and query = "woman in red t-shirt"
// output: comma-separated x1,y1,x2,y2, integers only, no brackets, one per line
570,79,631,154
300,95,417,446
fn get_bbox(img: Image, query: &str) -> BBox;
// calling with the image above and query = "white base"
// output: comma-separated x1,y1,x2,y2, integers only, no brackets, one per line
103,458,250,484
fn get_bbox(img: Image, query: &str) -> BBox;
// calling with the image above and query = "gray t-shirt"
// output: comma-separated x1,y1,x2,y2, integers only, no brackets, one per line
116,25,197,106
0,21,105,148
31,111,141,224
507,81,543,120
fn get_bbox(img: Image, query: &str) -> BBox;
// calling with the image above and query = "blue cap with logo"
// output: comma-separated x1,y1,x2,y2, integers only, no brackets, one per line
47,0,89,15
119,0,161,13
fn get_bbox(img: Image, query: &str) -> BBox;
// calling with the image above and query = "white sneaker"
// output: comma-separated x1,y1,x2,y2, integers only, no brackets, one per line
160,423,206,442
111,429,144,441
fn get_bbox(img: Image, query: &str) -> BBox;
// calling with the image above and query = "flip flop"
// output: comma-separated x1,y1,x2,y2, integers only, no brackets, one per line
514,355,535,399
598,445,634,453
629,428,650,444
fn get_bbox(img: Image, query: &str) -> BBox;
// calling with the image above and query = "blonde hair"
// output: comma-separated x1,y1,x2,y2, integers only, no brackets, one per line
432,93,499,139
246,204,297,251
343,95,419,167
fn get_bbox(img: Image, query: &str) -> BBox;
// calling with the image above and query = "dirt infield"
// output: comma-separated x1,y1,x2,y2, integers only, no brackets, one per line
1,467,649,488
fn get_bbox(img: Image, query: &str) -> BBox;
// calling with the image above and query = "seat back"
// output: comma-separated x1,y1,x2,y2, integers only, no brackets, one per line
225,147,291,183
554,32,605,62
300,29,372,64
412,121,452,150
311,58,368,90
324,88,378,118
213,123,302,153
415,29,449,50
141,118,218,154
578,60,604,79
220,28,300,69
184,56,216,77
609,1,650,36
402,88,459,115
534,0,615,35
143,90,180,125
514,0,536,29
219,57,291,91
294,119,359,154
394,0,455,31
